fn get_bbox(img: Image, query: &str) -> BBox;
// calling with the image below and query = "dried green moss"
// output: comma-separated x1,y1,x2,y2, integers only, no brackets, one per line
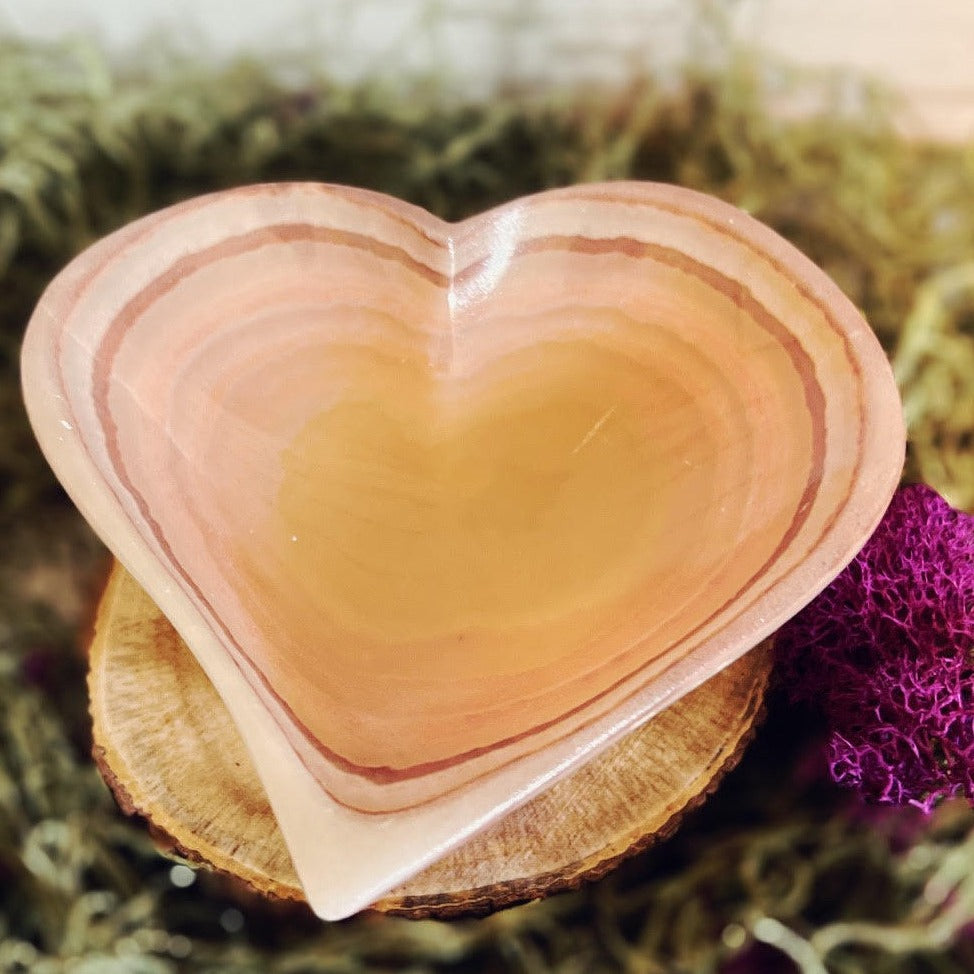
4,34,974,974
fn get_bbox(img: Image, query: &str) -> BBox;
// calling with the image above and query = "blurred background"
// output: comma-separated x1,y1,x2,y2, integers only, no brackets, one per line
4,0,974,138
2,2,974,972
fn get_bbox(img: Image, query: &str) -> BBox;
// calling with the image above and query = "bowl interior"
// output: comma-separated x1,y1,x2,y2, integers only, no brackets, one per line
26,182,900,814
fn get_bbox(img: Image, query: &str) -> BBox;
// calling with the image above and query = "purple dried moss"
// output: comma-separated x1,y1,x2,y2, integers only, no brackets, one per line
775,484,974,812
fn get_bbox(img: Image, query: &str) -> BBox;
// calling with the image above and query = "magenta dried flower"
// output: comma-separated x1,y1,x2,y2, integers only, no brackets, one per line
775,484,974,812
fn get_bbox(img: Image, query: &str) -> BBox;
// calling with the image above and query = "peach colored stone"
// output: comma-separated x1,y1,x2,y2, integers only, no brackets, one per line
21,181,904,918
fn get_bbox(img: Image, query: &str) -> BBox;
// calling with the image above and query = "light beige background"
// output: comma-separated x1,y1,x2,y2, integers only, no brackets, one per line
2,0,972,138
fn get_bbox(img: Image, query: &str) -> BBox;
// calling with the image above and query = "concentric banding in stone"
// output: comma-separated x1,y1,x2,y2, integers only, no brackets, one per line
23,182,903,815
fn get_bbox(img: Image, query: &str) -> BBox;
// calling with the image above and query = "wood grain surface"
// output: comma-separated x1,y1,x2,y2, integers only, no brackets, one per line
90,561,774,918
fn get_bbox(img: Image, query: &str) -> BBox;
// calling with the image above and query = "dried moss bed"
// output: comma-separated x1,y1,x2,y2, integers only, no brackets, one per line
3,36,974,974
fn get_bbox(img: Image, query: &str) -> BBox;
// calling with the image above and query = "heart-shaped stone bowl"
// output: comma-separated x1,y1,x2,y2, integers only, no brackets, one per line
21,181,904,919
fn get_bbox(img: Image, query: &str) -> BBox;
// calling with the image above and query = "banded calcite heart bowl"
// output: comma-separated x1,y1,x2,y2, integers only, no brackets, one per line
21,181,904,917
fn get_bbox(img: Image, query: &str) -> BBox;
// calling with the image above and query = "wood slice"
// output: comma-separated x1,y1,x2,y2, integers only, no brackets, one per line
89,561,773,919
